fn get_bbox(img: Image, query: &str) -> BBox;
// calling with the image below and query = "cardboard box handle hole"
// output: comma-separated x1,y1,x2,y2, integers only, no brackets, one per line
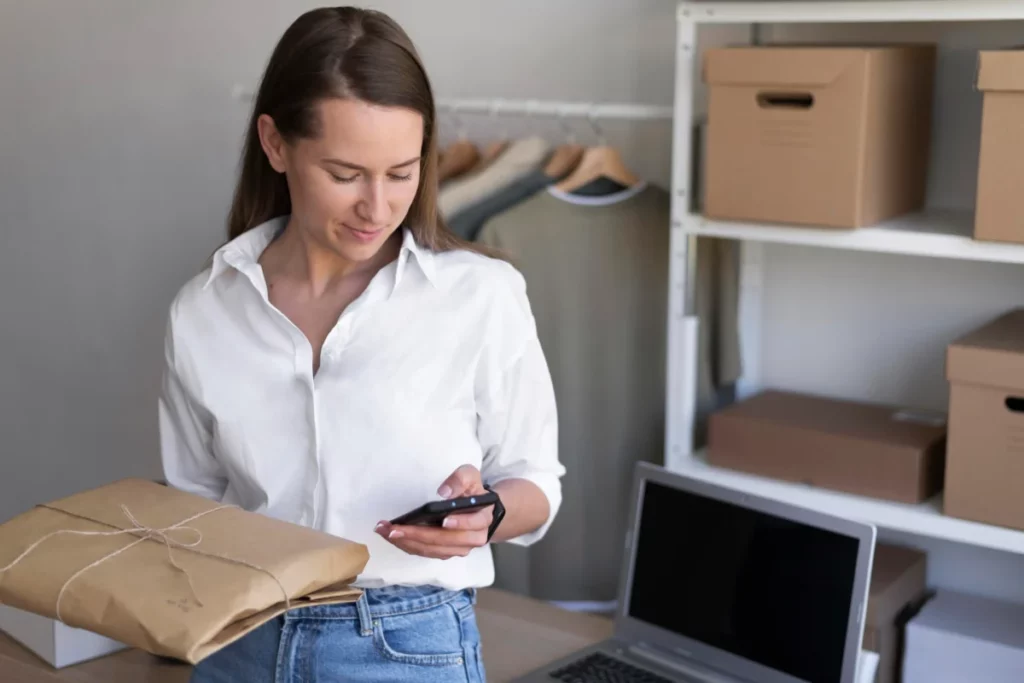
756,92,814,110
1005,397,1024,413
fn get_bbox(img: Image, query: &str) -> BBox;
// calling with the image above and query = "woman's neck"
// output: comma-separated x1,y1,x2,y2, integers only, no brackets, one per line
263,219,401,298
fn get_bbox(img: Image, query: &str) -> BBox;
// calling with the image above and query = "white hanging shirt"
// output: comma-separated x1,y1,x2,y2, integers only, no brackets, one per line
158,216,564,590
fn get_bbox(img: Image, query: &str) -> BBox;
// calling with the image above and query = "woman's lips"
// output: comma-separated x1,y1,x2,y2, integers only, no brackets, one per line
344,223,384,243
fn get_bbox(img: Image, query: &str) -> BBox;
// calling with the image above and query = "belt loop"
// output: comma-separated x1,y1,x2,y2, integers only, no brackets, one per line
356,592,374,637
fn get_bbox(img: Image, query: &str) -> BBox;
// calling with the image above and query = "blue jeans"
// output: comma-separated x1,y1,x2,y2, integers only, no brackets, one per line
190,585,486,682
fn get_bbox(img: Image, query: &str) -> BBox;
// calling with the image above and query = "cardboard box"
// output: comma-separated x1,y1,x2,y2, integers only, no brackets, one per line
0,604,127,669
707,390,947,503
902,590,1024,683
865,544,929,683
974,50,1024,244
945,308,1024,530
702,45,936,228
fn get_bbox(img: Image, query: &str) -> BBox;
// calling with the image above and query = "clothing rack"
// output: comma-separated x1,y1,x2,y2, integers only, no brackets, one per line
435,97,674,122
231,85,675,122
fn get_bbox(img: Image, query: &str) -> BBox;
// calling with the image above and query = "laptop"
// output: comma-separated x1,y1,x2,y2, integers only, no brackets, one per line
513,461,876,683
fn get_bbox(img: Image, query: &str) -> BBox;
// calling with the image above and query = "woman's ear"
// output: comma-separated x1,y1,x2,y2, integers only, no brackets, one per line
257,114,289,173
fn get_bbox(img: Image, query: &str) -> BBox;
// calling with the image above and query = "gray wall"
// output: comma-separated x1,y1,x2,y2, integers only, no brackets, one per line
0,0,679,522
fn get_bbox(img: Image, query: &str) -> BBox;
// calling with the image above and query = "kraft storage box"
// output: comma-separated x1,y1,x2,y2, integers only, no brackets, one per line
707,390,947,503
974,50,1024,244
945,308,1024,531
702,45,936,228
902,590,1024,683
864,544,929,683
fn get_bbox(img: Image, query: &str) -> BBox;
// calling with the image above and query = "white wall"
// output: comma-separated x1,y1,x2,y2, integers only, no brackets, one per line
0,0,678,524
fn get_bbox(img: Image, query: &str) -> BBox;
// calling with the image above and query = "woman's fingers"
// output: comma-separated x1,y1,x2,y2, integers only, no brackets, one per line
389,536,472,560
437,464,485,500
441,507,492,532
390,523,488,549
375,519,489,556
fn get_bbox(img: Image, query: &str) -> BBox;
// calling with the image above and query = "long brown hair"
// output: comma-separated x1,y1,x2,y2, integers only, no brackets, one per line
227,7,492,257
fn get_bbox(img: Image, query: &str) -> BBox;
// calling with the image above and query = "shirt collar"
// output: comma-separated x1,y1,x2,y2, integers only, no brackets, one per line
395,226,438,291
204,216,285,289
203,217,437,291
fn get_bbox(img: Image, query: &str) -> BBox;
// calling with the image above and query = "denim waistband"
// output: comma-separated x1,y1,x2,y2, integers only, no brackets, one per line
284,585,472,627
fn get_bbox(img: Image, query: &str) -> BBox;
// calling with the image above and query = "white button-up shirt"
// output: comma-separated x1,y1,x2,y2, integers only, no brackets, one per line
158,217,564,590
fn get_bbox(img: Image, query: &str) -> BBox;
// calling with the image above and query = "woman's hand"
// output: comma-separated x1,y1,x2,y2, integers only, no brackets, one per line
375,465,494,560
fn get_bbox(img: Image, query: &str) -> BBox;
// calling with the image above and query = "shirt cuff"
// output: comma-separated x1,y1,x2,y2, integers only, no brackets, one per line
491,471,563,547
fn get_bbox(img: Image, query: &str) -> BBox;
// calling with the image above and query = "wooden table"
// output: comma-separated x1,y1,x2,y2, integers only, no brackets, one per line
0,589,613,682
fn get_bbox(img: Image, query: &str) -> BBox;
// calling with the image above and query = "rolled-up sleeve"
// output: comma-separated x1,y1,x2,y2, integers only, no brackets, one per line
477,269,565,547
158,313,226,501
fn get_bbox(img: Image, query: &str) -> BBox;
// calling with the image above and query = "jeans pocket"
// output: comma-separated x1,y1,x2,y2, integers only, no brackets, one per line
372,605,466,667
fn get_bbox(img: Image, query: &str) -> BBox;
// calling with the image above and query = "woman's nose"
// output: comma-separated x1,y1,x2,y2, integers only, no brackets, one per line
358,181,391,225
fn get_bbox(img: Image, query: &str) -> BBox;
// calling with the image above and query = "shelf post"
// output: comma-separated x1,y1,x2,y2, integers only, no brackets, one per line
666,8,699,469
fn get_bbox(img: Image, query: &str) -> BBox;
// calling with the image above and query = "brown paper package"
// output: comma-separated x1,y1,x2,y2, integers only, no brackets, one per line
0,479,369,664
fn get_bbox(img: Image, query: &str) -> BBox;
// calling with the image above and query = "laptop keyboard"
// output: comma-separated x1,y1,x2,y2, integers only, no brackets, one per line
549,652,675,683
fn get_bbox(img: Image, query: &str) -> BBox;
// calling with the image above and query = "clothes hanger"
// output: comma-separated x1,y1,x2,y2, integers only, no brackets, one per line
465,101,510,174
544,145,585,180
438,106,480,182
544,109,584,180
553,107,639,193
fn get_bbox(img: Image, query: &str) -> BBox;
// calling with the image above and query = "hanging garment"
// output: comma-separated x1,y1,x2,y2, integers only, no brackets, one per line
567,176,631,197
693,235,742,443
477,181,668,603
438,136,551,219
688,118,742,441
446,168,557,240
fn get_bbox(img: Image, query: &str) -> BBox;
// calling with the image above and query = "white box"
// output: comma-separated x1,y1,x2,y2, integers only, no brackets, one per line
902,590,1024,683
0,603,127,668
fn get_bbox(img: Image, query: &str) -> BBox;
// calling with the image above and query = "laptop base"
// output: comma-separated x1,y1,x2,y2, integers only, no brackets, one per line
512,638,713,683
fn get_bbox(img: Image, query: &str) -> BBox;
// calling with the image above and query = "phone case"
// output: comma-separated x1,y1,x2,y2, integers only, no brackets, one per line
390,491,499,526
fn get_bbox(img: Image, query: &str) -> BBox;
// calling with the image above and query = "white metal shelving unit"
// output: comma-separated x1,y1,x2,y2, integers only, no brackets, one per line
685,209,1024,266
667,1,1024,561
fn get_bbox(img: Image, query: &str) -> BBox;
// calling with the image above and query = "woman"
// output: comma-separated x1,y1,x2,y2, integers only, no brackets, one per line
159,7,564,682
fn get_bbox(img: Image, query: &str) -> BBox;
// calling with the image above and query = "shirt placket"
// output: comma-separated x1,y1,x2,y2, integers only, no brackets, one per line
311,312,356,529
311,264,395,529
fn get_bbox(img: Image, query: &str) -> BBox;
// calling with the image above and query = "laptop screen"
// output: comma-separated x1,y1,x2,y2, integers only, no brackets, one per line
627,480,860,683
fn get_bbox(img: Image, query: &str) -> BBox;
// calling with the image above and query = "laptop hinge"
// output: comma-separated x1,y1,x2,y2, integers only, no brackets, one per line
628,643,749,683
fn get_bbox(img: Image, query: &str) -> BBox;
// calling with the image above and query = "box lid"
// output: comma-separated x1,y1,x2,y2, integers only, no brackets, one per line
947,309,1024,389
703,47,867,87
977,50,1024,92
715,390,946,450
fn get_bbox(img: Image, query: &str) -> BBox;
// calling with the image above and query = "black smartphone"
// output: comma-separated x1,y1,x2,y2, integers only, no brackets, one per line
389,490,498,527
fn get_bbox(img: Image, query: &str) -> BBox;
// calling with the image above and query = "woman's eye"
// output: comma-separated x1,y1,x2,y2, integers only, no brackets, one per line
388,173,413,182
330,173,359,184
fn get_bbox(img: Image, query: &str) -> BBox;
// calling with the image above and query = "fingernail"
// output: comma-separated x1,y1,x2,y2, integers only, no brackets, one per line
375,522,385,531
443,517,457,529
438,485,453,499
389,530,404,540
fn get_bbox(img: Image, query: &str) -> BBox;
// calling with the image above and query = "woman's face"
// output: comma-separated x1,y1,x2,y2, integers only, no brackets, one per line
260,98,424,263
